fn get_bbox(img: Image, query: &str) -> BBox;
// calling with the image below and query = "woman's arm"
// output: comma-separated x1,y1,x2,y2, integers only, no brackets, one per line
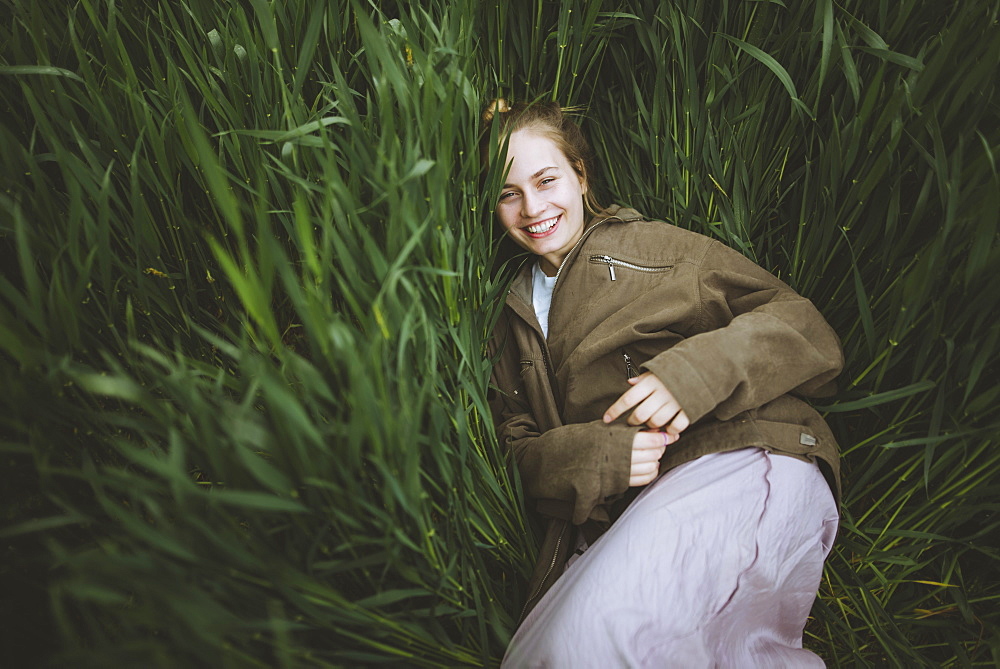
608,240,843,428
492,394,637,525
653,240,843,424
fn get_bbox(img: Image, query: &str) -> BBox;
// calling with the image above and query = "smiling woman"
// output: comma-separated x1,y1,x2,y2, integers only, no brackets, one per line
483,100,845,667
494,133,588,276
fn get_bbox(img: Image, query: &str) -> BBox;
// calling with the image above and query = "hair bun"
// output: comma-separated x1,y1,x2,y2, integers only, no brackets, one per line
482,97,512,122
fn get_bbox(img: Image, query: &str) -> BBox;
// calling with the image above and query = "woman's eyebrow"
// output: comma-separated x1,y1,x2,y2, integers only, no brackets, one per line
503,166,558,188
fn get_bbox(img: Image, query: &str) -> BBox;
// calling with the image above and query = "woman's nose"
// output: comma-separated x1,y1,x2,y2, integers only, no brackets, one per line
521,191,544,218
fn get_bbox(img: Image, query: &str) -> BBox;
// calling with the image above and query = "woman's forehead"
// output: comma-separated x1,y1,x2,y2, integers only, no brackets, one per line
505,130,567,171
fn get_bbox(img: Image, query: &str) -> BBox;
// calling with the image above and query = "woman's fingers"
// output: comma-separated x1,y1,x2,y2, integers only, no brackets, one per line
604,372,689,435
648,404,690,434
629,454,660,486
629,430,669,487
647,403,680,430
629,464,660,487
603,373,660,423
665,410,690,435
631,443,664,462
631,393,681,428
625,393,665,426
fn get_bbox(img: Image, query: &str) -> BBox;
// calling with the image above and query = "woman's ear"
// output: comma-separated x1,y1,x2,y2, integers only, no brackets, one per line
574,163,588,194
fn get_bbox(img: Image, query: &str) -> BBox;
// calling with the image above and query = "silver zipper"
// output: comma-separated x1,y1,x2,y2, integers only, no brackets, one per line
553,216,619,285
623,352,638,379
589,255,674,281
520,524,567,619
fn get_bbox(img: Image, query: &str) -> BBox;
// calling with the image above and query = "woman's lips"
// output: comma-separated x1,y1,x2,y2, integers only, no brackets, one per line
524,214,560,238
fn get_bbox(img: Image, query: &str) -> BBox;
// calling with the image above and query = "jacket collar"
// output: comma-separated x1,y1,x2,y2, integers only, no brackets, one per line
552,204,645,283
503,204,646,321
589,203,645,225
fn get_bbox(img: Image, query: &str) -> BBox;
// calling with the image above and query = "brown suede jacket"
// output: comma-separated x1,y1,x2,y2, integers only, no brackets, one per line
488,204,844,617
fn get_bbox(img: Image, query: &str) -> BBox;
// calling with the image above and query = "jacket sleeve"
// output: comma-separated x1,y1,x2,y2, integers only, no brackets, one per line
642,240,844,424
497,412,635,525
488,336,635,525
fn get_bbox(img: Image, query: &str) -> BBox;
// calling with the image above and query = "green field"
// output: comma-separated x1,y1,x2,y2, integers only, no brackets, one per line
2,0,998,666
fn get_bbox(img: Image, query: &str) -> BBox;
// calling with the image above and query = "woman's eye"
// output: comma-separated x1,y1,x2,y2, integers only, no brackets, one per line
498,191,517,202
540,177,555,186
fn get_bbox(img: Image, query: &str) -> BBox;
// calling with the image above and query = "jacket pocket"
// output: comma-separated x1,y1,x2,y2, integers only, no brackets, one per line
588,254,674,281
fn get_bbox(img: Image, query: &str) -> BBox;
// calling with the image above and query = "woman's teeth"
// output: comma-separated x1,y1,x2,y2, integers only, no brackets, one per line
527,217,558,234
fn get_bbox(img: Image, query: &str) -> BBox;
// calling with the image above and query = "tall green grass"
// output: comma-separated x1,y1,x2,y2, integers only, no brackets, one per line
1,0,998,666
1,1,525,666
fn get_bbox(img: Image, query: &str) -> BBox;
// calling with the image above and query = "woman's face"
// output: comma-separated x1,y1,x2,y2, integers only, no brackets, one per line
495,129,588,276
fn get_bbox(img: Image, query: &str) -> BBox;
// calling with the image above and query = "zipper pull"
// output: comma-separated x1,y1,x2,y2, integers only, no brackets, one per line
588,254,617,280
623,352,637,379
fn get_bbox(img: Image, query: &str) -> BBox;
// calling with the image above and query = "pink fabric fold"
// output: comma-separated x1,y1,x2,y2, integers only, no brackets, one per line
502,448,839,668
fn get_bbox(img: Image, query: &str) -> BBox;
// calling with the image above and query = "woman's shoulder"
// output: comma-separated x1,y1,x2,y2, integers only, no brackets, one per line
591,205,718,263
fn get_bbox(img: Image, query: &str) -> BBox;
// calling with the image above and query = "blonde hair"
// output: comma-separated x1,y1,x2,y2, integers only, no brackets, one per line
480,98,603,216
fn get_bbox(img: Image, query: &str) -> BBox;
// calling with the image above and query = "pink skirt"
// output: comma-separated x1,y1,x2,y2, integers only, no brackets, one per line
502,448,839,668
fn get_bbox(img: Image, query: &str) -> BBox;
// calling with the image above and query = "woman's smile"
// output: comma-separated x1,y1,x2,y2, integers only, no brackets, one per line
524,214,561,237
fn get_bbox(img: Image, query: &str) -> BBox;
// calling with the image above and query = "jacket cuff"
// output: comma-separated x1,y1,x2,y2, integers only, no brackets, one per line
597,423,634,508
564,421,634,525
641,352,718,425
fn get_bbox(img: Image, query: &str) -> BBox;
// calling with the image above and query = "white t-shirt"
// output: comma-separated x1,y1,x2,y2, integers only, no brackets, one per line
531,262,558,339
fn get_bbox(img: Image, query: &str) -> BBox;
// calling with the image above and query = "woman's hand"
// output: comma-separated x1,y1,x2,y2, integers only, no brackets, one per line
604,371,690,435
629,429,677,487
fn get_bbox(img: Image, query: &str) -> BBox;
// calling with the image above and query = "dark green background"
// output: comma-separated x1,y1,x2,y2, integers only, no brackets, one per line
1,0,998,665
